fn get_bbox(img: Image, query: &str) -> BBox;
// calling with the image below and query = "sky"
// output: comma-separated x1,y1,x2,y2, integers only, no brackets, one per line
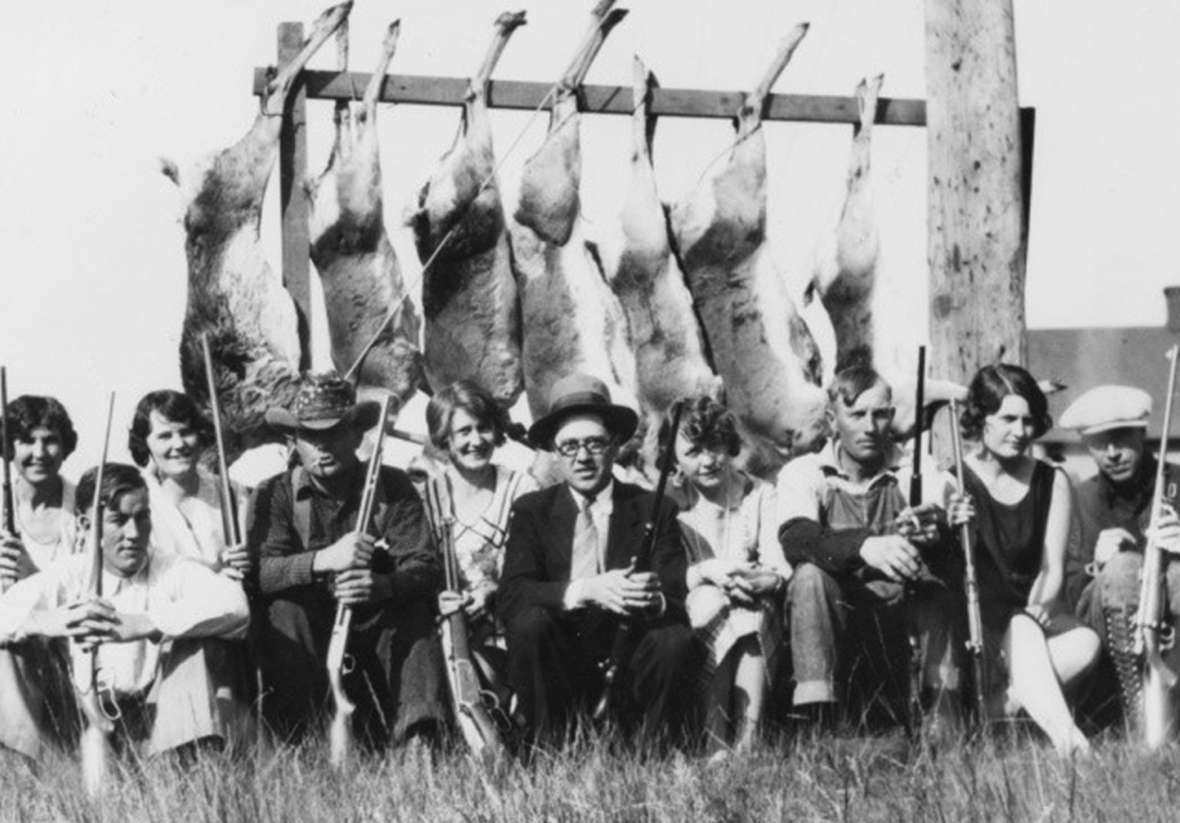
1,0,1177,480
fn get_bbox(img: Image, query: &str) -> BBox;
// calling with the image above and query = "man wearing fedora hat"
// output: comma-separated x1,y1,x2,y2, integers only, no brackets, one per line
497,373,701,746
248,373,447,746
1061,385,1180,720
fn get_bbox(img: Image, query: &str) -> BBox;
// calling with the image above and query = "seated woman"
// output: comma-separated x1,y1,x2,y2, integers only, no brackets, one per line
127,389,254,747
424,381,537,658
128,390,250,578
669,396,789,757
946,364,1100,756
1,395,80,578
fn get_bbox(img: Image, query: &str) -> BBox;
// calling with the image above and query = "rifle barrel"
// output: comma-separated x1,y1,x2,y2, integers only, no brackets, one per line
1,367,15,536
201,335,241,546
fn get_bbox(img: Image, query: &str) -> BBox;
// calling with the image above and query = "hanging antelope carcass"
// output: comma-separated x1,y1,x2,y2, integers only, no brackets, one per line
163,2,352,455
601,55,719,469
406,11,527,408
307,20,420,411
511,1,636,433
669,24,827,474
808,75,963,438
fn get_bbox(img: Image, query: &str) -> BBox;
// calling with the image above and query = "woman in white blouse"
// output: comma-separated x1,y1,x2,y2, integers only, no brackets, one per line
670,396,790,758
128,390,250,578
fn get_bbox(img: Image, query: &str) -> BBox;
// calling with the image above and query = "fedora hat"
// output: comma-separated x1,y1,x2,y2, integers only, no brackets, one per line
264,372,381,432
528,373,639,449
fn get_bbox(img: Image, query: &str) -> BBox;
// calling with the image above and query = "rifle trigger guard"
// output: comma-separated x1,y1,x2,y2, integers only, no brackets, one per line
98,685,122,722
1162,624,1176,652
341,653,356,675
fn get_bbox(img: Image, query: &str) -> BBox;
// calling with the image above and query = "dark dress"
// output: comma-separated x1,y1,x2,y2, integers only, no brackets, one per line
962,459,1085,683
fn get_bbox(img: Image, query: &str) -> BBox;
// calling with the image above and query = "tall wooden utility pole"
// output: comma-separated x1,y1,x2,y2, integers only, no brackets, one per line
925,0,1028,383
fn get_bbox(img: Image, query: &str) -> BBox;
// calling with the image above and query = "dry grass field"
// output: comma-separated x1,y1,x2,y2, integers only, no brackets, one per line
4,724,1180,823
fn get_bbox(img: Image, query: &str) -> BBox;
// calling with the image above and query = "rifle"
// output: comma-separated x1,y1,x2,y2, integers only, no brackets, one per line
1,367,18,593
423,477,507,765
326,394,393,768
947,398,988,728
592,399,684,723
1133,344,1180,749
905,346,926,735
78,392,116,796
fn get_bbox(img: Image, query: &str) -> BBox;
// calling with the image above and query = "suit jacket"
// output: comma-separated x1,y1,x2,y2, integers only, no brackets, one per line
497,481,688,628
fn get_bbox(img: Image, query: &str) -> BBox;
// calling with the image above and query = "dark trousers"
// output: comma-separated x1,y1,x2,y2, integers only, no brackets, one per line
505,606,702,746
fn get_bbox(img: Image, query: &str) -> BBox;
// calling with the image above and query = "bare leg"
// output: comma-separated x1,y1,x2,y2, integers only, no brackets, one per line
1003,615,1091,756
1046,626,1102,687
731,639,767,753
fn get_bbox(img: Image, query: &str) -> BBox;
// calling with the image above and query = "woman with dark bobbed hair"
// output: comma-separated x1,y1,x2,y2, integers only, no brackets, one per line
946,363,1099,756
0,395,79,580
424,380,537,638
129,390,249,578
668,395,789,758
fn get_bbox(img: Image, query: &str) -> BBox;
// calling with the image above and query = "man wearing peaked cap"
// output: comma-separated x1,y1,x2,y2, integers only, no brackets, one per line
498,373,702,746
1060,384,1180,729
249,372,447,747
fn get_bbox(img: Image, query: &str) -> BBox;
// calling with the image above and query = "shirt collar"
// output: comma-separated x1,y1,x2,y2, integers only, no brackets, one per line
816,438,902,488
294,463,361,502
569,479,614,513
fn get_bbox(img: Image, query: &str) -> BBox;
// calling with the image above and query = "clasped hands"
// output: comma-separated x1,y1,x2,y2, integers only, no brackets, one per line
695,558,782,606
438,581,497,620
30,597,157,650
313,533,392,606
582,561,664,617
218,541,253,582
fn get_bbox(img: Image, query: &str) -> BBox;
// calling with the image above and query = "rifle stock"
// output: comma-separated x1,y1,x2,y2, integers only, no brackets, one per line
592,400,684,723
78,392,116,796
1134,344,1180,748
948,398,988,728
327,395,393,768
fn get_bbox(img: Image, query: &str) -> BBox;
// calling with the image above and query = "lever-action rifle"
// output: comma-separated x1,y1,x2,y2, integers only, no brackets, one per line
1,367,18,594
326,394,393,768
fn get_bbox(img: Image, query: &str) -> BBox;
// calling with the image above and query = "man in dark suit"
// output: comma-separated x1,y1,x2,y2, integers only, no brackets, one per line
498,374,701,746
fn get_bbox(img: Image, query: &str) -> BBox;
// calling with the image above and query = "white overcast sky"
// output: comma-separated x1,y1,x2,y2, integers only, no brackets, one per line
0,0,1176,476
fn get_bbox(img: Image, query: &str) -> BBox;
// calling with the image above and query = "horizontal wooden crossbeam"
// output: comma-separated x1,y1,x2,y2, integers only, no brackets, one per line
252,68,929,126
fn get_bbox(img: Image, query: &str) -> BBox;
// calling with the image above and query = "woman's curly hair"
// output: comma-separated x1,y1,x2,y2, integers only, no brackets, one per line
960,363,1052,441
658,395,742,471
4,395,78,459
127,390,213,468
425,379,511,452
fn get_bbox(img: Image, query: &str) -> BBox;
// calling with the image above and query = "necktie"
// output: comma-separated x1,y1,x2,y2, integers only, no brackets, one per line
570,493,599,580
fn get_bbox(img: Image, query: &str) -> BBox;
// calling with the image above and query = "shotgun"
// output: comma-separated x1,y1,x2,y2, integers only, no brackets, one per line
424,477,507,765
326,394,393,768
948,398,988,728
78,392,116,796
592,399,684,723
1133,344,1180,749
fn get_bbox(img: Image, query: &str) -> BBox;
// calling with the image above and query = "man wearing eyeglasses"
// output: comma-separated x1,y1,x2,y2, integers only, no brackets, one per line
497,373,701,746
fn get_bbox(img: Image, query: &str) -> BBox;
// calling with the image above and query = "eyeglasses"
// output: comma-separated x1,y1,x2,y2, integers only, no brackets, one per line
553,437,613,458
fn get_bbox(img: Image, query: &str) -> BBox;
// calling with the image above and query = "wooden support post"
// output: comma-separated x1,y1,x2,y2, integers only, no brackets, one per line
277,22,311,371
925,0,1028,389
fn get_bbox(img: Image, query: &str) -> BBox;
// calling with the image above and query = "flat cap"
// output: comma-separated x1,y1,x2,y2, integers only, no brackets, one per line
1059,385,1152,435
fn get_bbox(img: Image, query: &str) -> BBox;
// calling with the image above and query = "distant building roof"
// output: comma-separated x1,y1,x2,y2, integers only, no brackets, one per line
1030,288,1180,442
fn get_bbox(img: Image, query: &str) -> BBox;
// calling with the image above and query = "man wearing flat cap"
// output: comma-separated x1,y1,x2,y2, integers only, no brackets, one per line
497,373,701,746
248,373,446,746
1061,384,1180,721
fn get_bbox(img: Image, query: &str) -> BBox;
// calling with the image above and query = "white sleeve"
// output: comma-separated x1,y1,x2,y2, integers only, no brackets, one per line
0,564,71,645
149,558,249,641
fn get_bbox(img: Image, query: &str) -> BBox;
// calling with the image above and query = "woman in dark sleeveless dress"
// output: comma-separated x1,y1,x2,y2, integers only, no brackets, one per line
948,364,1099,756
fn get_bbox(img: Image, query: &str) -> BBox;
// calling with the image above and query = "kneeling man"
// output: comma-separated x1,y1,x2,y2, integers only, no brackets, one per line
0,463,249,759
498,374,702,746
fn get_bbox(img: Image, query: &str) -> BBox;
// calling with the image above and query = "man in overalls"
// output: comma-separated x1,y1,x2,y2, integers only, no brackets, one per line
776,365,960,728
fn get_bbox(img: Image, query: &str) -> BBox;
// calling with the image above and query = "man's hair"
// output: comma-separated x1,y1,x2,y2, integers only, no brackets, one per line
660,395,741,470
827,365,889,408
425,379,510,452
75,462,146,515
960,363,1051,440
4,395,78,459
127,390,213,467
